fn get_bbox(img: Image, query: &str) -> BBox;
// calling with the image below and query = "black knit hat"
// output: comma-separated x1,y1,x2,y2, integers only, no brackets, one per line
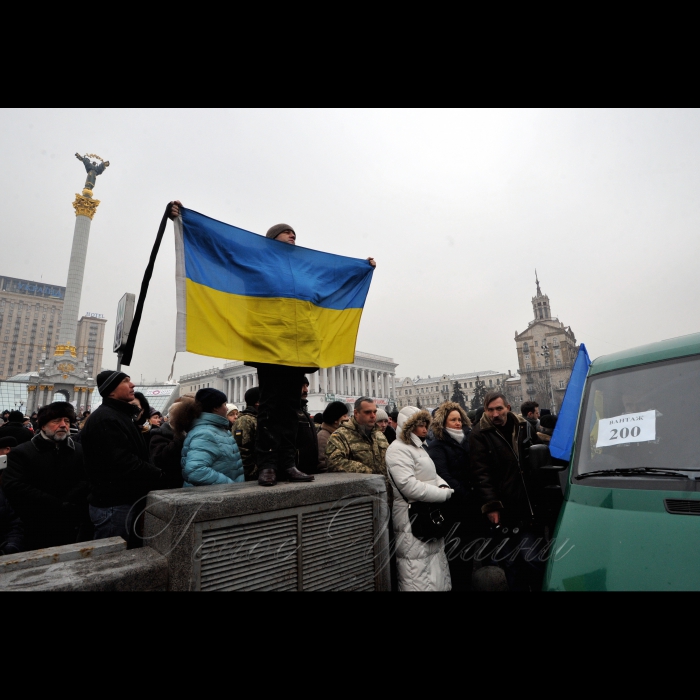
323,401,349,425
195,387,227,412
97,370,129,397
266,223,295,240
8,411,24,423
244,386,260,407
37,402,76,429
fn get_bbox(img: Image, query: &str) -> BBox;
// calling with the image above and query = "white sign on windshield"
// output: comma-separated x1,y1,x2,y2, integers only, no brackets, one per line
596,410,656,448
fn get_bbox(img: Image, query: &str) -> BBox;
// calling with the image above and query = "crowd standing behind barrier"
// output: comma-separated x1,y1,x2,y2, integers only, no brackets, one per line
0,382,561,591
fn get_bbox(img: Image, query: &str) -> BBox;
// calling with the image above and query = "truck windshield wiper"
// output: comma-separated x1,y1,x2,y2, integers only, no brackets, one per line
576,467,692,480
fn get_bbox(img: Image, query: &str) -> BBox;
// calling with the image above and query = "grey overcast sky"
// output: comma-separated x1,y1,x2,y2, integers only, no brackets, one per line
2,108,699,382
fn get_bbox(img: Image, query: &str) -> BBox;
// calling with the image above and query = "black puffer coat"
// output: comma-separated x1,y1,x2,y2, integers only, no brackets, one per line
3,434,90,550
81,398,163,507
427,429,473,506
149,422,184,490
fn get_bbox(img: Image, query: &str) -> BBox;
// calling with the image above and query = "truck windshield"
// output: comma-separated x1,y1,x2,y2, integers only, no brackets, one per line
574,355,700,481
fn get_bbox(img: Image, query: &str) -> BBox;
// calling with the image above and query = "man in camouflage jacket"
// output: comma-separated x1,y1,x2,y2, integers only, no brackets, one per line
232,387,260,481
326,397,390,499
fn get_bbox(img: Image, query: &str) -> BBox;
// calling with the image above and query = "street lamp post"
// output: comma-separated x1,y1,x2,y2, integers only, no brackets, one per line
540,343,556,414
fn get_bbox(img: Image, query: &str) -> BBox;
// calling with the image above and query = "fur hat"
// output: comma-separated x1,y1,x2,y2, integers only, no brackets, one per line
430,401,471,441
399,409,432,444
195,387,227,412
37,402,77,429
266,223,295,240
0,436,17,449
8,410,24,423
97,370,129,397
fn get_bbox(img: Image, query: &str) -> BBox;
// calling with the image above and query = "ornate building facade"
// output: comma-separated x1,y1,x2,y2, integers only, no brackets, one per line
514,274,578,413
395,369,514,411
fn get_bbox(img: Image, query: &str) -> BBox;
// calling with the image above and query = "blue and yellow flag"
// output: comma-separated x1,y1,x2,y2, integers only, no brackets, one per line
174,208,374,368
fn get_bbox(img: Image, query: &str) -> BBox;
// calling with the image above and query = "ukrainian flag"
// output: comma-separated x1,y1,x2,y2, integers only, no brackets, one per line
174,208,374,368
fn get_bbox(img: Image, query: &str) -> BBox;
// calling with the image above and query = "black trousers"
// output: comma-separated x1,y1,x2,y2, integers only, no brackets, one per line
254,364,310,473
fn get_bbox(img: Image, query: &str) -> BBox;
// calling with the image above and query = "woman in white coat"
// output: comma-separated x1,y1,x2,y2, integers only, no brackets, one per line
386,406,454,591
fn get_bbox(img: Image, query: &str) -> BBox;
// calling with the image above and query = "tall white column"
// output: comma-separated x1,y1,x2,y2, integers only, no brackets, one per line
330,367,336,394
59,200,99,348
391,374,396,400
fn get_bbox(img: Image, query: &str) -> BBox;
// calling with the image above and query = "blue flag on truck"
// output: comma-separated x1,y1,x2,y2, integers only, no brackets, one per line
549,343,592,461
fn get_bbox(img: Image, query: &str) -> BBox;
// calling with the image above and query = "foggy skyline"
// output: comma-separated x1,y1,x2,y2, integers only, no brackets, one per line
2,108,699,383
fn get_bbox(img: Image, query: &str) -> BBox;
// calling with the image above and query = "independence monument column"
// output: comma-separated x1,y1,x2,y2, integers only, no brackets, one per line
27,154,110,414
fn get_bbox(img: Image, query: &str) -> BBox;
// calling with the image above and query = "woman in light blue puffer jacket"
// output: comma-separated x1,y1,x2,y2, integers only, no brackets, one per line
181,388,244,487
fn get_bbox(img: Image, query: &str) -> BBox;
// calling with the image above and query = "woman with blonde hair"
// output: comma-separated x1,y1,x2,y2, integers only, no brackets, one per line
386,406,453,591
427,401,477,590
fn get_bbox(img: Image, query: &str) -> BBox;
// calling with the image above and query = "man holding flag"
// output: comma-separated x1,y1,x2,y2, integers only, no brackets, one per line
169,202,376,487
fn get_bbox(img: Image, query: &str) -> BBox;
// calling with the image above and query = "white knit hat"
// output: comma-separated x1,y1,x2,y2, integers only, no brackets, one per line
375,409,389,421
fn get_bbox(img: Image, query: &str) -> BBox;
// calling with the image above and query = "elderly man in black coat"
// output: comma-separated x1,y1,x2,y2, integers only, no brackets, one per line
3,403,90,551
0,410,34,445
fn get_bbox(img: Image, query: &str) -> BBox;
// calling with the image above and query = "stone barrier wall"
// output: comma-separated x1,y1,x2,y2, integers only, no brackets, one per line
0,474,391,592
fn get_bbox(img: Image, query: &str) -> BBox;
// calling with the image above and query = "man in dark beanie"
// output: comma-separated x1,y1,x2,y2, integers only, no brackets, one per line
169,201,376,486
3,402,90,551
233,386,261,481
317,401,349,472
0,410,34,445
80,370,165,546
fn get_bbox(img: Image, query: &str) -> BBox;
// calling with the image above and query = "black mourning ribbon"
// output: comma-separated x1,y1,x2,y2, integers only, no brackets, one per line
120,202,175,366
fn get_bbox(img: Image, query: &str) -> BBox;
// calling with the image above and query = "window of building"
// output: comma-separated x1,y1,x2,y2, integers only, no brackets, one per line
534,341,538,347
526,363,531,370
489,380,493,386
537,362,542,368
559,380,565,389
556,359,562,367
523,342,529,352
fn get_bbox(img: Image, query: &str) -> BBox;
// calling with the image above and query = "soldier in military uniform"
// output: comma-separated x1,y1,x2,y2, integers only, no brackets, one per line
232,387,260,481
326,396,390,496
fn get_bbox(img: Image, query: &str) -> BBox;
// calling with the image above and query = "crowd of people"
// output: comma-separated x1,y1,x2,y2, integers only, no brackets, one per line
0,366,561,591
0,214,564,591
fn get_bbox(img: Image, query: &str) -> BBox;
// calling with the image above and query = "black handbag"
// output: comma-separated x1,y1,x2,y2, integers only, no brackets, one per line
389,469,450,542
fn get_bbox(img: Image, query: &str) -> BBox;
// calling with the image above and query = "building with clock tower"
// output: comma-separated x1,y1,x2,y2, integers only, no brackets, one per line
514,273,578,413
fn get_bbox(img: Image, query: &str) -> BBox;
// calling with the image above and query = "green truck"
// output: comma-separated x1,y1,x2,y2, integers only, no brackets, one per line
544,332,700,591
